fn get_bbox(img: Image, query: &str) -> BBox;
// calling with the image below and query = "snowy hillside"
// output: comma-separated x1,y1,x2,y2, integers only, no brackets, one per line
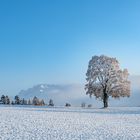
0,106,140,140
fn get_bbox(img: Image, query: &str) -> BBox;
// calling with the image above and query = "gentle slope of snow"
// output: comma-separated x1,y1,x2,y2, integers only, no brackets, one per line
0,106,140,140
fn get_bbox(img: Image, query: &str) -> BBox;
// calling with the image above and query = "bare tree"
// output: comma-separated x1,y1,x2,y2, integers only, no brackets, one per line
85,55,130,108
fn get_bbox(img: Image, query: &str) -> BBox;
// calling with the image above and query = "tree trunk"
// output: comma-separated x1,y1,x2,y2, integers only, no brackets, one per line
103,92,109,108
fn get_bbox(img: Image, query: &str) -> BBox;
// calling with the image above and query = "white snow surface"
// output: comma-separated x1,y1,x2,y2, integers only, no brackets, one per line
0,106,140,140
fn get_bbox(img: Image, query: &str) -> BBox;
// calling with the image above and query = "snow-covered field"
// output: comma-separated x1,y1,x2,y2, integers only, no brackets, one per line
0,106,140,140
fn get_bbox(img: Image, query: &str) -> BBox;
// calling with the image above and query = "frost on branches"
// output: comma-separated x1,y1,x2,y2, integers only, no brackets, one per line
85,55,131,108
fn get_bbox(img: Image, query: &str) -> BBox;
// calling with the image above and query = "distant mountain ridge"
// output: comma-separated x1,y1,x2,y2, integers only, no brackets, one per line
19,84,85,105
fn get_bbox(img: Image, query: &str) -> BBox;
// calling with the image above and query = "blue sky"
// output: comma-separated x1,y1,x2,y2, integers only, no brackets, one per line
0,0,140,95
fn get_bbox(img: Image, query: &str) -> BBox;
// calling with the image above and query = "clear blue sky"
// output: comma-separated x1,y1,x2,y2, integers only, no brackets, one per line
0,0,140,95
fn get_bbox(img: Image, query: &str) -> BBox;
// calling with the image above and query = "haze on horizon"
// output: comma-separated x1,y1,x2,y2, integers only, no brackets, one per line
0,0,140,96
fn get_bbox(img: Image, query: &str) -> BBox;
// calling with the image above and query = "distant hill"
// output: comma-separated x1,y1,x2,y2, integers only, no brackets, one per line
19,84,86,106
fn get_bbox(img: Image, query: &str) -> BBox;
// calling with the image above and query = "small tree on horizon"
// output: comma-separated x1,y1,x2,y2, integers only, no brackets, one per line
32,96,39,105
81,102,86,108
28,99,32,105
40,99,45,106
1,95,6,104
15,95,20,105
49,99,54,106
85,55,131,108
0,95,10,104
65,103,71,107
5,96,10,104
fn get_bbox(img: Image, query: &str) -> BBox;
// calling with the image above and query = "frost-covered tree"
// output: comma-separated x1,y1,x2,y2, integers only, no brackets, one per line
1,95,6,104
40,99,45,106
49,99,54,106
15,95,20,105
28,99,32,105
5,96,10,104
32,96,39,105
85,55,130,108
21,98,27,105
1,95,10,104
11,101,14,105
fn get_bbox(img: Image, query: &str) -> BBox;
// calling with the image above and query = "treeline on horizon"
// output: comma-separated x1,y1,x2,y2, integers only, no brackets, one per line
0,95,92,108
0,95,52,106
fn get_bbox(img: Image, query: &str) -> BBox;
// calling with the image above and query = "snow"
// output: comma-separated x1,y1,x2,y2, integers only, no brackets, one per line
0,106,140,140
39,89,44,93
40,85,45,88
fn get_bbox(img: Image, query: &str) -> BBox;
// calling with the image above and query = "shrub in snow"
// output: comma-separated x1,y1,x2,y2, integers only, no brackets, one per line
88,104,92,108
65,103,71,107
81,102,86,108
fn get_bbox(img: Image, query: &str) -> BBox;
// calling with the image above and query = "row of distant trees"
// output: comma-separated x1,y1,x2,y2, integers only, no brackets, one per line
0,95,54,106
0,95,93,108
